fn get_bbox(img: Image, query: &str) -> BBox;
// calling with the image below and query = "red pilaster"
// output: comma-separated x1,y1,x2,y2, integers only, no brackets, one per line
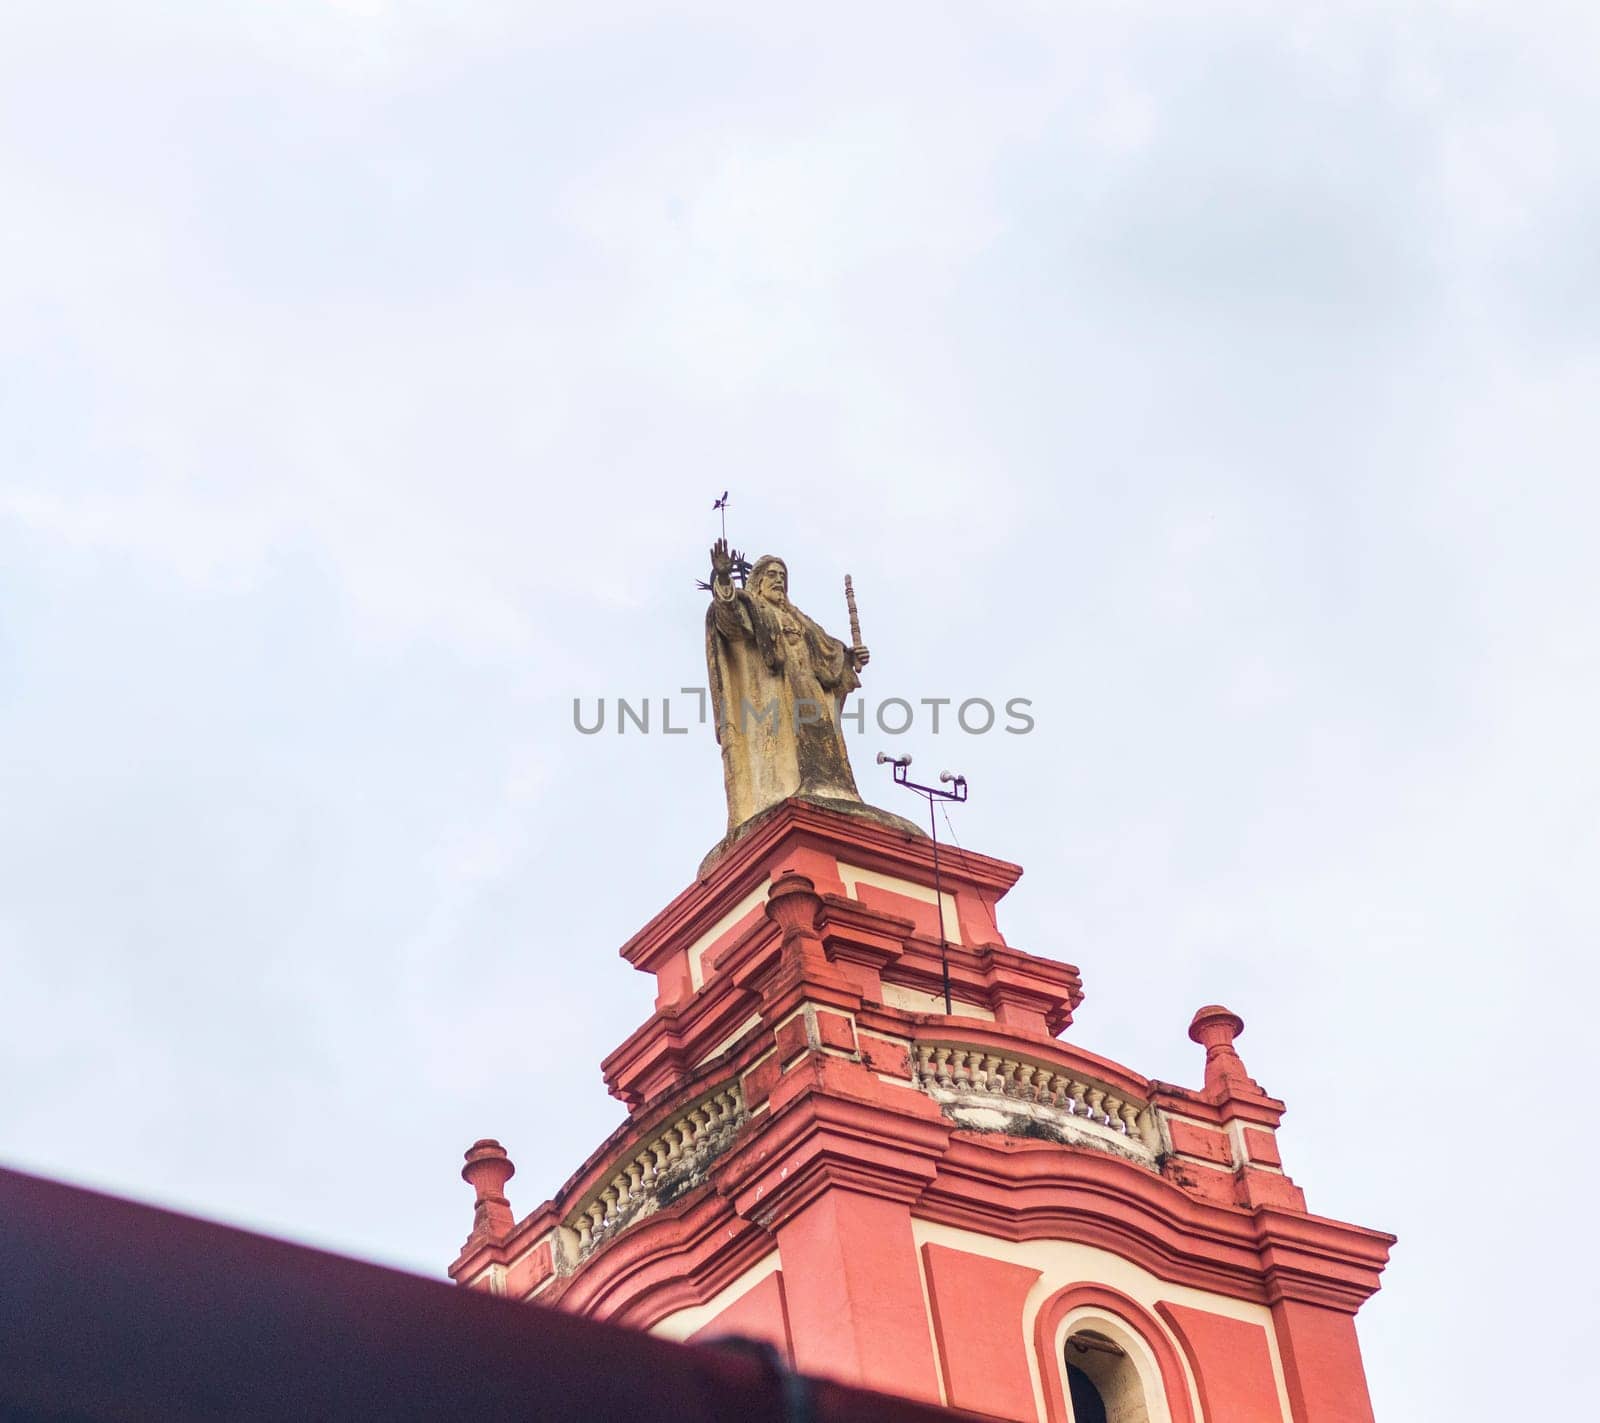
1271,1299,1378,1423
922,1242,1042,1421
1157,1301,1283,1423
775,1189,942,1403
688,1270,794,1362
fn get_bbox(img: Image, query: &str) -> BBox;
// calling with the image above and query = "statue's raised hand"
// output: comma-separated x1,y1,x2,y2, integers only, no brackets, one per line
710,538,743,581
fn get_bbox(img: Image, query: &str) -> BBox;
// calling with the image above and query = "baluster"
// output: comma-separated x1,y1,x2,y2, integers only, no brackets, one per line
952,1049,974,1091
1085,1087,1106,1125
1016,1063,1037,1100
1118,1102,1141,1135
969,1050,987,1090
1067,1080,1090,1116
915,1045,935,1084
935,1047,954,1088
981,1054,1002,1092
576,1216,593,1251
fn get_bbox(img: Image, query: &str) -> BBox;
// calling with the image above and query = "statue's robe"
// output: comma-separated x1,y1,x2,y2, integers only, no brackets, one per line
706,580,863,832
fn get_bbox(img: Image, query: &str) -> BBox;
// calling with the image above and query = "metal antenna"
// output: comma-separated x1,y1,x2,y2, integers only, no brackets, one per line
696,492,750,589
877,752,968,1015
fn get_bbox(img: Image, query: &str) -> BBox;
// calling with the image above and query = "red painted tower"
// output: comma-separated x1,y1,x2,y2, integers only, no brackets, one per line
451,798,1393,1421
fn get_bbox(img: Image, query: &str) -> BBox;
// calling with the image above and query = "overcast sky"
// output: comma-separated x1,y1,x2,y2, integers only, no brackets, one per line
3,2,1597,1416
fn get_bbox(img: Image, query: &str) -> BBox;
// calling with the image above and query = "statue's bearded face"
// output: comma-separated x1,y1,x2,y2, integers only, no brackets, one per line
753,564,788,603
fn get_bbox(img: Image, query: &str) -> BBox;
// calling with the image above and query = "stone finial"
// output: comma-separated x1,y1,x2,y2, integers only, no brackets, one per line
1187,1005,1263,1099
461,1138,516,1241
765,870,823,941
760,868,853,1000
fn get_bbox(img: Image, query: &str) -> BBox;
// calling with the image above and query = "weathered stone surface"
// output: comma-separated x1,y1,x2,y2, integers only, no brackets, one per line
705,540,915,844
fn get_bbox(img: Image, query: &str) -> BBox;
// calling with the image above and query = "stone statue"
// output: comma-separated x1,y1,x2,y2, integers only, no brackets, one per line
705,537,869,834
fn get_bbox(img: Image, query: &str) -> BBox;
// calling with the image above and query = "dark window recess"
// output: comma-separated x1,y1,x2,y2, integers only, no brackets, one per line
1067,1363,1110,1423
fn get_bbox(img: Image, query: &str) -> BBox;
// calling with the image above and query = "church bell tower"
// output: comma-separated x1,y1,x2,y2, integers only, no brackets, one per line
449,544,1393,1423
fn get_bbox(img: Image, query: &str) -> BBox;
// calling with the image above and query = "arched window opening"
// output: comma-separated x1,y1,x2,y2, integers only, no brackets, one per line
1064,1330,1150,1423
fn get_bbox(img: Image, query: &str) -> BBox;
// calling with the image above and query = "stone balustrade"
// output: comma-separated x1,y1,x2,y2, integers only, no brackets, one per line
561,1046,1159,1263
913,1043,1161,1163
567,1083,745,1256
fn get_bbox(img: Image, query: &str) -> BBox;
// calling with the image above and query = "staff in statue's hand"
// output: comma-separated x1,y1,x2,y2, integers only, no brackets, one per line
844,573,870,673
